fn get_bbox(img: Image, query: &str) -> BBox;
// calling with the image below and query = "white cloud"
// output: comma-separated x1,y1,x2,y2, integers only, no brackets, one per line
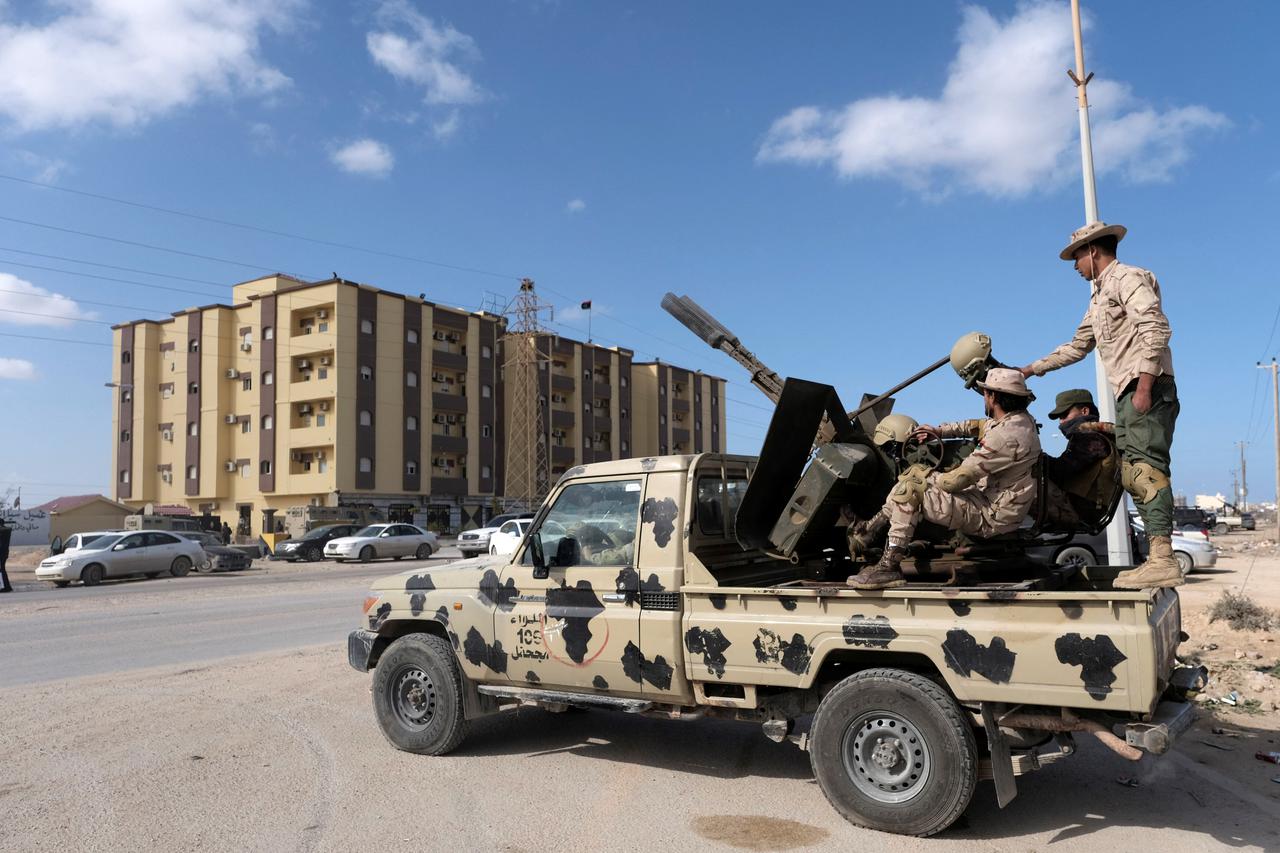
757,2,1227,197
0,273,95,326
566,198,586,213
432,109,461,141
330,138,394,178
0,0,298,133
367,1,486,105
0,358,36,380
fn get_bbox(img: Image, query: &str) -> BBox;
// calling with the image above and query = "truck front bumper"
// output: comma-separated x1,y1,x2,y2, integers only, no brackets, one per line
1120,700,1196,755
347,629,378,672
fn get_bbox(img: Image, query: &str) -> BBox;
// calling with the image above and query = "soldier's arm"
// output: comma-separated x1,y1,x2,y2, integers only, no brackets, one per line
934,419,984,439
1046,434,1109,483
934,430,1022,493
1029,310,1095,376
1119,270,1172,376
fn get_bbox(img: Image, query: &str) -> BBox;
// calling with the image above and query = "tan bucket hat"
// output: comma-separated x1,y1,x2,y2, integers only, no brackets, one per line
1060,220,1127,260
976,367,1035,399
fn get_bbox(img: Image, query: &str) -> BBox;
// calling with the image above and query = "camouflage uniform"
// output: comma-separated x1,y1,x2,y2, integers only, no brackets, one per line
884,411,1042,544
1029,259,1177,536
1042,416,1115,528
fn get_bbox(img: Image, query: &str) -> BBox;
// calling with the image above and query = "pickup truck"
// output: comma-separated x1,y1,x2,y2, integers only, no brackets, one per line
347,452,1203,837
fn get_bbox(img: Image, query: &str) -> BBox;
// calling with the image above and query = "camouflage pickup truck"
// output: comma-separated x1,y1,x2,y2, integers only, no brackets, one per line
347,452,1203,837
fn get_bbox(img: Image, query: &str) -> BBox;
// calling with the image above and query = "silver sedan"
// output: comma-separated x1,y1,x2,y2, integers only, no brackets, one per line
323,524,438,563
36,530,208,587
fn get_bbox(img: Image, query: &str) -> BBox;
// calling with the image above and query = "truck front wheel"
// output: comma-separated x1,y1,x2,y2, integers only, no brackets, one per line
371,634,468,755
809,668,976,837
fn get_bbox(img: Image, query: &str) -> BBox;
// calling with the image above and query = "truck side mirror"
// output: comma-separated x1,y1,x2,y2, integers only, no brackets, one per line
530,534,548,580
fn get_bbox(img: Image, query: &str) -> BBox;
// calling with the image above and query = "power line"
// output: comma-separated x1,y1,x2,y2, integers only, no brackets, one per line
0,244,232,287
1258,300,1280,362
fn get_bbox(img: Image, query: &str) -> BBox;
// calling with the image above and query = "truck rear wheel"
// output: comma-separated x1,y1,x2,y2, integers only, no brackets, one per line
809,668,976,837
1214,522,1228,535
372,633,468,755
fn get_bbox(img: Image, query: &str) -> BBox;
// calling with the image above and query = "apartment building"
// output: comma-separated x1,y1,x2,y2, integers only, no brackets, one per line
110,275,727,535
111,275,504,537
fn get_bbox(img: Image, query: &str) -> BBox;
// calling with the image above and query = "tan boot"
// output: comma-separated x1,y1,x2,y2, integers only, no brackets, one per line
848,546,907,590
1114,535,1184,589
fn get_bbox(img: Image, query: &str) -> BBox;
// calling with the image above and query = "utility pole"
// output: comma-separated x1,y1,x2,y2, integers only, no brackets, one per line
504,279,553,510
1231,469,1239,509
1237,440,1248,512
1261,359,1280,541
1070,0,1133,566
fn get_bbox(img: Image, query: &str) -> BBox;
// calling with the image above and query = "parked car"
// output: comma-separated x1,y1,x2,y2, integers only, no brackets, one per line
1242,512,1256,530
324,524,439,563
1172,507,1214,536
1027,519,1216,575
457,512,535,556
177,531,252,572
488,518,534,556
49,531,118,555
36,530,207,587
273,524,362,562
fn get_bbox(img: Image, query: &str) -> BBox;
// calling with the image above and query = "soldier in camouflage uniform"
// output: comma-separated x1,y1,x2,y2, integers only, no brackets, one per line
575,524,635,566
848,368,1041,590
1042,388,1117,529
1021,221,1181,588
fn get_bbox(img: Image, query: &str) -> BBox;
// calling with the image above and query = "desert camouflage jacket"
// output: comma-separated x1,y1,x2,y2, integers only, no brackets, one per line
932,410,1041,529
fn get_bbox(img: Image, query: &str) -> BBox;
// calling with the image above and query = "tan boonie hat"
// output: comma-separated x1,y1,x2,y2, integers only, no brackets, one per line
1060,220,1127,260
976,367,1035,400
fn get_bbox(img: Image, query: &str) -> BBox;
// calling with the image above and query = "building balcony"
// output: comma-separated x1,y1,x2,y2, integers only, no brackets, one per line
551,409,575,429
593,382,611,400
431,476,467,495
288,423,336,446
671,398,690,413
551,445,576,466
551,373,575,392
284,469,336,494
592,414,612,431
433,392,467,413
432,349,467,371
672,427,691,444
431,433,468,454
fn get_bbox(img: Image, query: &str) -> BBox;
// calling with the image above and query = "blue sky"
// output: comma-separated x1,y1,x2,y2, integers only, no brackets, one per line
0,0,1277,506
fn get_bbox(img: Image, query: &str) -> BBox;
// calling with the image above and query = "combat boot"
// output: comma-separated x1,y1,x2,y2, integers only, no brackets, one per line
848,546,907,590
847,511,889,559
1113,535,1184,589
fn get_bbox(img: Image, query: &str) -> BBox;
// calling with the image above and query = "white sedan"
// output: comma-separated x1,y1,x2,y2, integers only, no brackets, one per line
37,530,208,587
324,523,438,563
488,519,533,557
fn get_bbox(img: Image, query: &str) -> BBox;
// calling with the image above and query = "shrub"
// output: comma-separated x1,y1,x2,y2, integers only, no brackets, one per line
1208,590,1277,632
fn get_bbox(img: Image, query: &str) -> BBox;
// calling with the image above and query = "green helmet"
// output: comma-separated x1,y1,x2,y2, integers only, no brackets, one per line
872,413,919,447
950,331,993,389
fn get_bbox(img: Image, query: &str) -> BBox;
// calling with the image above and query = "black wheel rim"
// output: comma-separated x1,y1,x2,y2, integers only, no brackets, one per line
842,710,932,804
390,665,438,731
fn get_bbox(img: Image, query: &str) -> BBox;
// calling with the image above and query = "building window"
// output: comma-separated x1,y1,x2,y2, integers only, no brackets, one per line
696,420,702,430
712,422,719,433
659,385,666,396
406,461,417,475
187,465,198,479
242,376,252,391
188,421,198,436
262,415,274,430
263,326,274,340
481,465,491,478
481,345,492,358
240,463,251,479
263,371,274,386
361,365,372,381
584,403,591,413
260,460,272,475
696,392,702,403
120,429,130,442
121,351,131,364
621,440,629,453
620,375,628,387
318,321,329,333
241,421,251,434
481,384,491,398
242,331,252,349
188,381,199,394
660,414,667,425
407,329,419,344
361,319,374,334
316,413,326,427
585,437,593,449
481,424,490,437
406,371,418,387
122,389,132,402
407,416,418,431
161,385,172,399
299,322,313,335
359,456,372,473
318,458,329,474
318,368,328,380
360,410,372,426
119,469,129,484
620,407,628,419
188,339,199,352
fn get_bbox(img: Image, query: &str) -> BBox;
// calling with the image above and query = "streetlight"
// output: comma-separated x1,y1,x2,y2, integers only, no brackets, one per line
104,382,134,389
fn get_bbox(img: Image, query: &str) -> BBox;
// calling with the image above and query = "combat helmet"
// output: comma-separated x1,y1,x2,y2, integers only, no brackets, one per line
950,331,994,390
872,413,919,447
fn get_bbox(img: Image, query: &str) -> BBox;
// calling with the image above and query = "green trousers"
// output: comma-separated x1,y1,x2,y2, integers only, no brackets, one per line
1115,377,1179,537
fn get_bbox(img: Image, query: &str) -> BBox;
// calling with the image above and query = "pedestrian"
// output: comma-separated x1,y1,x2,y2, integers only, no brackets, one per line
1020,221,1181,588
221,521,232,546
0,516,13,593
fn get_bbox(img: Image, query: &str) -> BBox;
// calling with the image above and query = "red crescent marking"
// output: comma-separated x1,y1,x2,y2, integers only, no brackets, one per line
541,612,611,668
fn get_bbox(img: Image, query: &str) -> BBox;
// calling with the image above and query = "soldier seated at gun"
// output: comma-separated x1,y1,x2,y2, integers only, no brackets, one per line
1041,388,1117,529
847,368,1042,590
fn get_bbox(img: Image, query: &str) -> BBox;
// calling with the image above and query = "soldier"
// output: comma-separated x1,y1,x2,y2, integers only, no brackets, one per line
848,368,1041,590
574,524,635,566
1042,388,1117,528
847,413,917,558
1019,222,1181,588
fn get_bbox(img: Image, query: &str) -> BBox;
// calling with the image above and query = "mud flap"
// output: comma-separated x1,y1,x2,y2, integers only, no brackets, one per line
981,702,1018,808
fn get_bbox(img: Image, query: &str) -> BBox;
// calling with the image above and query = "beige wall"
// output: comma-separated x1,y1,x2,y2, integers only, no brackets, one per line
49,501,132,542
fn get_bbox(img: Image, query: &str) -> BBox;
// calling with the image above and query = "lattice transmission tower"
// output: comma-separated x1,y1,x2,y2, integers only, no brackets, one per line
503,279,552,509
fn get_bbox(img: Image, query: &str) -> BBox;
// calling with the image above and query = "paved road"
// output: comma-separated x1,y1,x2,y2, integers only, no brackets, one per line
0,553,458,688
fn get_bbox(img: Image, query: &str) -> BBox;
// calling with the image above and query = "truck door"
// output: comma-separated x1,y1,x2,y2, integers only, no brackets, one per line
496,476,643,694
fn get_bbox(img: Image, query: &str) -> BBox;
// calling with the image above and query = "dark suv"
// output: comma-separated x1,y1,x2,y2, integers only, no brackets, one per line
1172,507,1214,534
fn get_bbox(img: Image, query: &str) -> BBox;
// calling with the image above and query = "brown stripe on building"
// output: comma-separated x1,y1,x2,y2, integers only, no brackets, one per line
356,288,377,489
580,345,594,461
117,324,135,499
259,295,277,492
657,363,669,454
693,374,704,453
432,306,468,331
403,299,422,493
185,312,202,496
478,318,497,493
618,351,632,458
710,378,721,452
159,341,175,352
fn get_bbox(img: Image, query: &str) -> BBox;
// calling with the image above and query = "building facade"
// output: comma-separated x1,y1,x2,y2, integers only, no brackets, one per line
111,275,726,535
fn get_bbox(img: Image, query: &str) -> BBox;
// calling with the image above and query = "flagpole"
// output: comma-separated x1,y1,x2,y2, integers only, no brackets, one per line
1070,0,1132,567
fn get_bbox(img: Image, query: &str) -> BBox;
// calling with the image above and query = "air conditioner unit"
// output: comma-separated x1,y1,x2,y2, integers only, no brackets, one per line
319,356,331,366
240,343,252,352
290,452,303,462
161,471,173,484
299,404,312,414
224,461,237,472
298,359,311,369
161,429,173,441
225,368,239,379
316,309,328,319
224,414,238,424
316,451,326,460
319,401,330,411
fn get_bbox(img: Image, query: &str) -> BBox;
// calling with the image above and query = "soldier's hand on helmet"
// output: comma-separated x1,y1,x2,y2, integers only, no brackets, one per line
1018,365,1035,379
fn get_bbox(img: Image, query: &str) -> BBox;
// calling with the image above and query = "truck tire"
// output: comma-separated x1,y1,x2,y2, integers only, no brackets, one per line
1054,546,1096,569
1214,522,1228,535
372,634,468,755
809,668,976,837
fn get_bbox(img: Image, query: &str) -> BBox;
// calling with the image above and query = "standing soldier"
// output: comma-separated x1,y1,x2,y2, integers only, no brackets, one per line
0,516,13,593
1020,221,1181,588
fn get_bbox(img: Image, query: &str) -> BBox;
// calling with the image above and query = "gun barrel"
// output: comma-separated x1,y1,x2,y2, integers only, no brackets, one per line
662,292,784,403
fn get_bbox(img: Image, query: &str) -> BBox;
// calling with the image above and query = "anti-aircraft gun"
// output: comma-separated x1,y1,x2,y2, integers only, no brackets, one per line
662,293,1120,578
